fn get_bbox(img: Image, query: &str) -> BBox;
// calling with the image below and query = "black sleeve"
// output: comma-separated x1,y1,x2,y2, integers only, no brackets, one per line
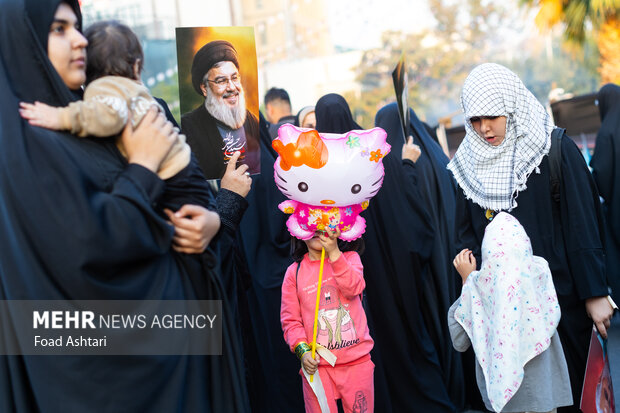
590,131,614,202
14,155,175,270
454,190,482,265
154,96,180,128
560,136,608,299
209,188,250,311
216,188,249,232
75,162,174,264
402,159,418,186
122,163,166,204
158,154,216,213
152,97,216,213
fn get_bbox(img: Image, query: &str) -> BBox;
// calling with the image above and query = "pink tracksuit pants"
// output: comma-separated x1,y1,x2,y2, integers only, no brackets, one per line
301,357,374,413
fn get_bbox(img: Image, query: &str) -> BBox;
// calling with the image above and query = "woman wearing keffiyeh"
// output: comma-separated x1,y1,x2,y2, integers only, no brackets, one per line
449,63,614,412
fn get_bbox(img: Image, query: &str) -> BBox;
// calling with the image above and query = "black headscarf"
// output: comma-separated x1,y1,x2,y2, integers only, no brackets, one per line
315,93,362,133
591,83,620,235
7,0,82,106
590,83,620,302
0,1,249,411
238,113,305,412
375,102,466,410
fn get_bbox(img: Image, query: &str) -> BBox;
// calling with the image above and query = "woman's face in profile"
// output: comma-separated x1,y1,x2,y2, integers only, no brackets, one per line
469,115,507,146
47,2,87,90
301,112,316,129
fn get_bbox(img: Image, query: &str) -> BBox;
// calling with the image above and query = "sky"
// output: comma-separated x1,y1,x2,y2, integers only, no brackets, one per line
325,0,537,54
81,0,535,54
327,0,435,50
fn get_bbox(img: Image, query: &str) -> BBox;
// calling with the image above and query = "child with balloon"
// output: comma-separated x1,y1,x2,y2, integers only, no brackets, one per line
277,124,389,413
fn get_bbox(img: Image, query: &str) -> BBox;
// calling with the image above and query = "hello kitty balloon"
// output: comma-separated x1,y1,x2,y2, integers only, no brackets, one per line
272,124,390,241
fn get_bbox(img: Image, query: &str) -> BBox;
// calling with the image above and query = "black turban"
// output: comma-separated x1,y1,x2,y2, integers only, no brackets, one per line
191,40,239,95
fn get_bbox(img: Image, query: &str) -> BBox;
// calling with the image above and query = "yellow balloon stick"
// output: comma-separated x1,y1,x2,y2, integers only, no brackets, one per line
309,247,326,383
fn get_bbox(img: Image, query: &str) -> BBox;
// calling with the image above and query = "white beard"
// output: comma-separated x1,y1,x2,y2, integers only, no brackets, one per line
205,87,247,129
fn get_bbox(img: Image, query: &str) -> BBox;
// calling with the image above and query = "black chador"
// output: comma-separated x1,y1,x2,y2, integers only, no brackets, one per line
0,1,249,411
237,113,306,412
590,83,620,303
375,103,466,411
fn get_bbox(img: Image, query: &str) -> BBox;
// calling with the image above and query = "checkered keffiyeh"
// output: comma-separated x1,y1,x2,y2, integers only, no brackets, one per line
447,63,555,211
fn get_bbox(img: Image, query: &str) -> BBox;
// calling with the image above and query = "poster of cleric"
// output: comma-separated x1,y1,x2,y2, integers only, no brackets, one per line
176,27,260,180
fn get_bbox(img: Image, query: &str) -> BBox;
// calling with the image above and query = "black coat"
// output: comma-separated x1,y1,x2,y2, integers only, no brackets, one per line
181,103,260,180
456,133,607,413
238,113,306,412
0,1,249,411
366,104,456,413
590,83,620,303
376,102,466,411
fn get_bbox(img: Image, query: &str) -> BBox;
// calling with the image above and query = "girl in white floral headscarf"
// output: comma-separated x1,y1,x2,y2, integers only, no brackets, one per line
449,212,572,413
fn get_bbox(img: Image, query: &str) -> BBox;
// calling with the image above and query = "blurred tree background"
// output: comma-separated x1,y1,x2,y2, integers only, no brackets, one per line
343,0,606,128
522,0,620,84
151,78,181,121
128,0,612,128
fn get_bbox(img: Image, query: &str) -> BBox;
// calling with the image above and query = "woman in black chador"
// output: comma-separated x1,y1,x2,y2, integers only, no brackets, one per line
237,113,306,412
315,93,457,412
448,63,613,412
375,102,467,411
590,83,620,304
0,1,249,411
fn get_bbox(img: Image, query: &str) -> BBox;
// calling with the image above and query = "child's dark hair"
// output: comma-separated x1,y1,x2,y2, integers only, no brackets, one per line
84,20,144,84
290,236,365,263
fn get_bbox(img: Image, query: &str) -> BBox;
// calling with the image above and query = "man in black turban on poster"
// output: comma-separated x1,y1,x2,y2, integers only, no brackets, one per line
182,40,260,180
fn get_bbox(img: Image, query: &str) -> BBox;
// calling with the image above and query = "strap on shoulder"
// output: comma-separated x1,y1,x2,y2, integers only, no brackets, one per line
549,127,565,204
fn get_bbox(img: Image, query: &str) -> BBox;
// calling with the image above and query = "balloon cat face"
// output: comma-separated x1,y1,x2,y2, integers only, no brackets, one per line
272,124,390,240
273,124,390,207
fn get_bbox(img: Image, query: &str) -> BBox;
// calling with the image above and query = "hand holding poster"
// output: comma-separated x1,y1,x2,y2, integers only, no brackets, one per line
581,325,615,413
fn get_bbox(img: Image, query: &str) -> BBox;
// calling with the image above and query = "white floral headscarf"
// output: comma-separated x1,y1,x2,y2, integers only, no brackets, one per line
447,63,555,211
454,212,561,412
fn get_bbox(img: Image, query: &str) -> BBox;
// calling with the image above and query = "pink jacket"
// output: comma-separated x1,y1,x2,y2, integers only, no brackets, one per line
281,251,373,366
